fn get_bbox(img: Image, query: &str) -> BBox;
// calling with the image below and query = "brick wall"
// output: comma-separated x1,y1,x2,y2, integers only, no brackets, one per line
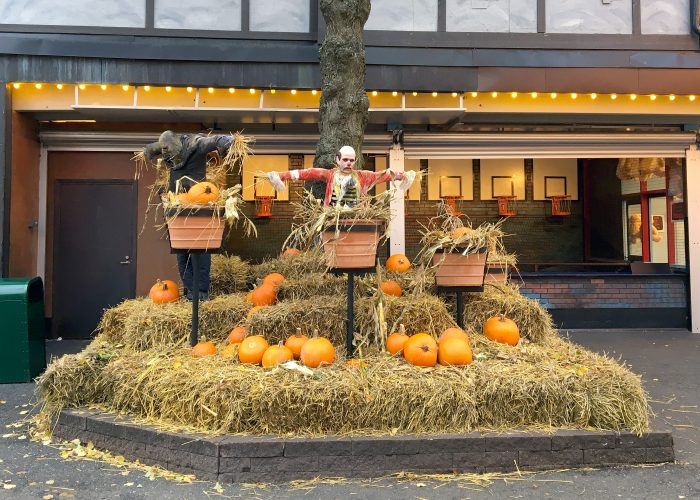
225,156,583,263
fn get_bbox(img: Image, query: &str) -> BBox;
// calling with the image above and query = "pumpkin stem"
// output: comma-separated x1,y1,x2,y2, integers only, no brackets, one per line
420,344,430,353
399,324,406,335
313,329,319,339
204,185,212,193
296,327,302,337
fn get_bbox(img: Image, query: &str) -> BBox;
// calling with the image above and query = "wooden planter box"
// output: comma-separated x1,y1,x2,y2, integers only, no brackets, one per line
322,219,382,269
432,249,488,287
165,207,225,251
485,263,509,284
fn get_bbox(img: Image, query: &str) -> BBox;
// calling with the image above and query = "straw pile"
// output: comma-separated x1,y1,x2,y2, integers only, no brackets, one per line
38,334,649,436
96,295,250,350
249,250,328,282
463,284,557,344
209,254,250,296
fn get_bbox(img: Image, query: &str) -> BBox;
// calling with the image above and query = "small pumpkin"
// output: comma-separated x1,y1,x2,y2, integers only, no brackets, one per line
386,324,409,355
386,254,411,273
177,192,191,204
438,337,473,366
380,280,402,297
438,327,470,345
247,305,267,319
228,326,247,344
282,248,302,257
483,315,520,346
192,341,217,357
149,279,180,304
238,335,270,365
300,335,335,368
452,226,474,241
262,342,294,368
220,343,238,359
245,291,254,303
263,272,285,288
345,358,368,369
284,328,309,360
187,181,219,204
403,333,438,367
250,283,277,307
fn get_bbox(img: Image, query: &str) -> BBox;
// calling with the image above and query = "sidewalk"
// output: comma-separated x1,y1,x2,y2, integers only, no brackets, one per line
0,330,697,499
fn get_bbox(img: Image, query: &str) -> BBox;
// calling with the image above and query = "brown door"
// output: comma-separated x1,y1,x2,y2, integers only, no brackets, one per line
52,179,137,338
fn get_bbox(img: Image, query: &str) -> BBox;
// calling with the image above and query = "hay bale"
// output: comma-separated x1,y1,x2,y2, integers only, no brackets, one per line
245,295,347,345
276,274,348,301
249,250,327,283
96,295,250,350
210,254,250,296
42,336,649,435
462,284,556,343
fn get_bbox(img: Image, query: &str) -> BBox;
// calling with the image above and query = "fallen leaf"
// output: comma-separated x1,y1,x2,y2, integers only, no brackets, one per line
124,482,134,487
3,484,16,490
43,495,54,500
45,479,55,485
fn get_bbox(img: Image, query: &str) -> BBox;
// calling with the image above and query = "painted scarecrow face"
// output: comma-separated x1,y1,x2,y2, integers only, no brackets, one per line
336,146,357,174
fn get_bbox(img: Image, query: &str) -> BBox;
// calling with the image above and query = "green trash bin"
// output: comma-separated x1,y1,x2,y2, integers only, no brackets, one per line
0,277,47,383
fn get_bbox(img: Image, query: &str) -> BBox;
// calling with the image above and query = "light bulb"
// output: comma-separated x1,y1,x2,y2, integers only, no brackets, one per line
79,84,86,90
100,84,107,90
35,83,42,89
432,91,438,97
270,89,276,94
550,92,557,99
207,87,214,94
611,94,617,100
144,85,151,92
12,83,20,89
292,89,298,95
531,92,538,98
229,88,235,94
669,94,676,101
571,93,578,99
452,92,458,97
412,91,417,96
249,88,256,94
630,94,637,101
690,95,696,102
311,89,317,95
511,92,518,98
491,91,498,98
471,92,477,97
392,91,397,96
591,93,597,100
56,84,64,90
122,85,129,91
186,87,193,93
165,86,172,92
650,94,656,101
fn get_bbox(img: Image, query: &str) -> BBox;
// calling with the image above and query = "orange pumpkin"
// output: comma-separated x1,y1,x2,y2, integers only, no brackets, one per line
149,279,180,304
261,342,294,368
263,272,285,288
386,324,409,355
345,358,368,369
282,248,302,257
438,327,470,345
192,341,217,357
438,338,473,366
380,280,402,297
300,337,335,368
386,254,411,273
177,192,191,204
483,315,520,346
247,305,267,319
250,284,277,307
284,328,310,360
245,291,254,303
403,333,438,367
220,343,238,359
187,181,219,204
452,226,474,241
228,326,247,344
238,335,269,365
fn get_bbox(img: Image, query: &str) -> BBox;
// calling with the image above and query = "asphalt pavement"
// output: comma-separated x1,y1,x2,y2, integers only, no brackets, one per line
0,330,698,499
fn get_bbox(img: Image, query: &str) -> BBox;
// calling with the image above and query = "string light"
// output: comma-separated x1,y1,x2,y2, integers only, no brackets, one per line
12,83,20,89
432,91,438,97
669,94,676,101
391,91,397,96
630,94,637,100
79,84,86,90
312,89,318,95
570,93,578,99
229,88,235,94
611,94,617,100
207,87,214,94
249,88,256,94
649,94,656,101
165,86,172,92
590,93,597,100
370,90,376,96
452,92,458,97
471,92,477,97
491,91,498,98
412,91,417,96
270,89,276,94
550,92,557,99
56,84,64,90
690,95,696,102
531,92,538,98
511,92,518,98
122,85,129,91
291,89,298,95
144,85,151,92
100,84,107,90
186,87,193,93
35,83,42,89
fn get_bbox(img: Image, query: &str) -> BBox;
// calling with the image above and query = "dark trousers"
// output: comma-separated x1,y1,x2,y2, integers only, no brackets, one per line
177,253,211,293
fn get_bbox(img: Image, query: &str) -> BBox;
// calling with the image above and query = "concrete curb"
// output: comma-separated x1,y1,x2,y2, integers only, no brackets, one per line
54,408,674,483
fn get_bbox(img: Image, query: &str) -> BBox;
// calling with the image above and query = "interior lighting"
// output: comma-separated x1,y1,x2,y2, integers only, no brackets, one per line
270,89,276,94
611,93,617,100
630,94,637,101
690,95,696,102
550,92,557,99
79,84,86,90
312,89,318,95
229,88,235,94
249,88,256,94
186,87,193,93
431,91,437,97
511,92,518,98
669,94,676,101
12,83,20,89
56,84,64,90
412,91,418,96
371,90,377,96
35,83,42,89
292,89,298,95
590,93,597,100
165,86,172,92
452,92,458,97
491,91,498,98
471,92,478,97
391,91,398,96
144,85,151,92
531,92,538,98
570,93,578,99
122,85,129,91
207,87,214,94
649,94,657,101
100,84,107,90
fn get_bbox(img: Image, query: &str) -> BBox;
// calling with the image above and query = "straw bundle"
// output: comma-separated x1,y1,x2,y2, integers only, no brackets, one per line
38,334,649,435
209,254,250,296
96,295,250,350
249,250,328,282
462,283,557,344
276,274,349,301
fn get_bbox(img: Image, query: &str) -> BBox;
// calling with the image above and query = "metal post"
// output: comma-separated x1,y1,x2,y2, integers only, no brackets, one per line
456,291,464,329
346,270,354,356
191,252,200,346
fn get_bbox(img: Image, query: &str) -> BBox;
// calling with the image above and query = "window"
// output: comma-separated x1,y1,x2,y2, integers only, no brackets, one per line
0,0,145,27
546,0,632,34
365,0,438,31
447,0,537,33
641,0,690,34
250,0,310,32
155,0,241,31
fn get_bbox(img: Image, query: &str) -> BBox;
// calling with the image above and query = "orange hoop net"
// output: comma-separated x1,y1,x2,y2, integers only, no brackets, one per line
255,195,275,218
441,195,463,217
497,196,517,217
551,195,571,216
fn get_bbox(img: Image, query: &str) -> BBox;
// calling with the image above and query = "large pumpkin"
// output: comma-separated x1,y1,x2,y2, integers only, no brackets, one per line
386,324,409,355
238,336,270,365
263,272,285,288
149,279,180,304
282,248,302,257
250,284,277,307
380,280,402,297
483,315,520,346
284,328,309,360
300,337,335,368
438,327,470,345
192,341,217,357
386,254,411,273
261,343,294,368
403,333,438,367
438,338,473,366
187,181,219,204
452,226,474,241
227,326,247,344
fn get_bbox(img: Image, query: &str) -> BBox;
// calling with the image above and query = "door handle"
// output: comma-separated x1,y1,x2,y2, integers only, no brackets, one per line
120,256,131,265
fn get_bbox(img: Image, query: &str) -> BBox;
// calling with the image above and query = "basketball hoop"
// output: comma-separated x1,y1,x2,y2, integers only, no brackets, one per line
551,195,571,216
497,196,517,217
255,195,275,218
441,195,463,217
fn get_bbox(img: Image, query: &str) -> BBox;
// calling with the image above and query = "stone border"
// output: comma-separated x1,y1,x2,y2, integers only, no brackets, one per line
53,409,674,483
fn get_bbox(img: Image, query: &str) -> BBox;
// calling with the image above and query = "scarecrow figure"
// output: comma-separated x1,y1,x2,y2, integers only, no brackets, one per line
143,131,234,301
267,145,416,206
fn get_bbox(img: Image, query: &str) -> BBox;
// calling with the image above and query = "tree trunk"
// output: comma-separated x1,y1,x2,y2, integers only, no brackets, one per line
309,0,371,199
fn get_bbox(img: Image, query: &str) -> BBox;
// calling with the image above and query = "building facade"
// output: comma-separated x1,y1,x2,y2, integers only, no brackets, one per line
1,0,699,337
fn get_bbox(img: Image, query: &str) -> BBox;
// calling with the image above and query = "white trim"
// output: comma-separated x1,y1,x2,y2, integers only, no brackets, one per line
37,145,48,281
388,145,406,256
686,145,700,333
